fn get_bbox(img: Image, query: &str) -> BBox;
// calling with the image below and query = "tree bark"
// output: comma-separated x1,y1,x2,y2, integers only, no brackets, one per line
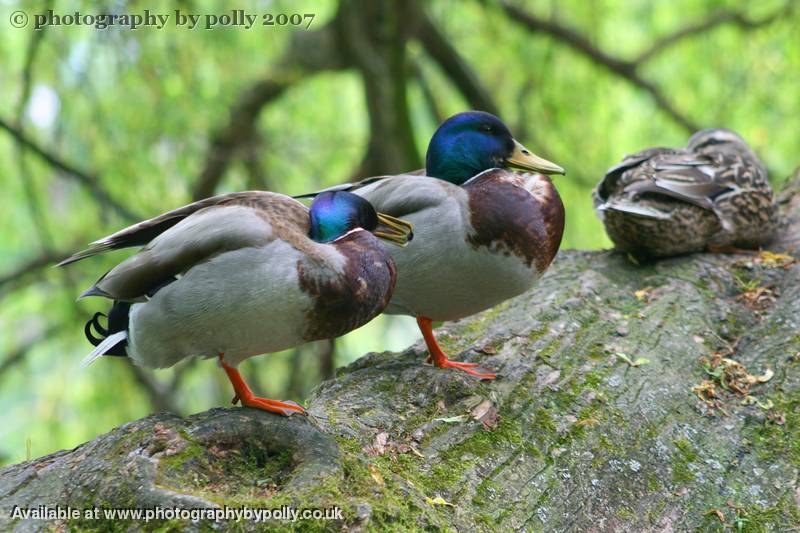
2,171,799,532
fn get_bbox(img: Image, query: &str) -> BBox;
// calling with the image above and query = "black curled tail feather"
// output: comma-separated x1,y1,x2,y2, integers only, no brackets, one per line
84,312,108,346
84,301,131,357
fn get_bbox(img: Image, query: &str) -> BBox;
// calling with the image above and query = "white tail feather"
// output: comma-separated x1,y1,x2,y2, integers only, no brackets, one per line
81,331,127,367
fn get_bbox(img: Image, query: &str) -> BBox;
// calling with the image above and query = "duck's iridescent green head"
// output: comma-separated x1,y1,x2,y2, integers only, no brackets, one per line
309,191,413,246
425,111,565,184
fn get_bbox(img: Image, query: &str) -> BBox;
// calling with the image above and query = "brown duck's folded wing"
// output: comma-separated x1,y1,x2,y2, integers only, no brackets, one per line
627,153,735,210
58,191,294,267
596,147,677,201
75,193,309,302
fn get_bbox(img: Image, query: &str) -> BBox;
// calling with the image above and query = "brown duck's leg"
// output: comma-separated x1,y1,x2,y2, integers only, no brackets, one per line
416,317,497,380
218,353,306,416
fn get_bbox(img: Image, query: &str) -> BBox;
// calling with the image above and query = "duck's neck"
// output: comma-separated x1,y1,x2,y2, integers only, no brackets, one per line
427,150,497,185
428,163,488,185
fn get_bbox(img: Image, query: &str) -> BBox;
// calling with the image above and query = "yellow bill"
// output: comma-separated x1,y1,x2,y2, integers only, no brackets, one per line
506,139,565,175
374,213,414,246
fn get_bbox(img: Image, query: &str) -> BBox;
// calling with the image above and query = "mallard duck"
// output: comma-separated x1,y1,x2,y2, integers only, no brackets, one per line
593,128,779,259
299,111,565,379
58,191,413,416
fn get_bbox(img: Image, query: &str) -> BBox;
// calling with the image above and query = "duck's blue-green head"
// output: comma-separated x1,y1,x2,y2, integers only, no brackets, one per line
309,191,413,246
425,111,565,184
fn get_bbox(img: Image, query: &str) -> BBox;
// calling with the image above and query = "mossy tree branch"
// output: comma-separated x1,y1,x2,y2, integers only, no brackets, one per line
2,170,799,531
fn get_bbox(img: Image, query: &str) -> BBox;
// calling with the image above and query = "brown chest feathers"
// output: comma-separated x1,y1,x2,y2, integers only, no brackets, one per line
464,171,565,273
297,230,397,341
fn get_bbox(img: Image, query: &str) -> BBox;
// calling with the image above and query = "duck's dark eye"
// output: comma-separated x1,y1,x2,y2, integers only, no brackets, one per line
480,124,493,133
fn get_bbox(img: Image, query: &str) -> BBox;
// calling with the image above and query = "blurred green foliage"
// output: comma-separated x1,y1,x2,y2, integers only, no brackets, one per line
0,0,797,466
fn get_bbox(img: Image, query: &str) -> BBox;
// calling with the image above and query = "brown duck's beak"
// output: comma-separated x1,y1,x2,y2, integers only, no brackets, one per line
506,139,565,175
374,213,414,247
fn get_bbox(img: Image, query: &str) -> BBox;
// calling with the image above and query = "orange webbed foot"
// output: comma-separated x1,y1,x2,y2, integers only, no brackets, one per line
220,354,306,416
416,317,497,380
434,358,497,379
240,397,306,417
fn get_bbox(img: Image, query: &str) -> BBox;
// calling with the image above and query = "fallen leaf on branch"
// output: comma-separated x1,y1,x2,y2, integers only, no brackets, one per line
614,352,650,367
756,251,797,269
736,284,779,312
704,509,726,523
634,286,654,301
369,464,385,486
471,399,499,429
767,411,786,425
740,396,773,410
434,415,469,424
755,367,774,383
425,496,455,507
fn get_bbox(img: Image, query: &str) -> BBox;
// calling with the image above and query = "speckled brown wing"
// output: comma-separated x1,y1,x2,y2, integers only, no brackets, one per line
624,152,732,209
710,183,779,248
620,151,774,230
595,147,680,204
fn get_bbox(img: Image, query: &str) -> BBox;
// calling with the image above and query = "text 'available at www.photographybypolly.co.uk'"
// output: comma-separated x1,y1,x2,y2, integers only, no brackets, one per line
6,504,345,523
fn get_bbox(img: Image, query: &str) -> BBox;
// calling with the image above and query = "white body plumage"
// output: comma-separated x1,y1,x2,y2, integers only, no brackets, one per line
128,242,318,368
353,170,562,321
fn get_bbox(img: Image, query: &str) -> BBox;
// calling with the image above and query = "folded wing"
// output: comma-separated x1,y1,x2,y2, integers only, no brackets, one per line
64,192,308,302
58,192,297,266
596,148,734,215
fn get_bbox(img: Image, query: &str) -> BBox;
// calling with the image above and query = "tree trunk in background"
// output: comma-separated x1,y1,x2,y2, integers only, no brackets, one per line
1,171,799,532
337,0,422,178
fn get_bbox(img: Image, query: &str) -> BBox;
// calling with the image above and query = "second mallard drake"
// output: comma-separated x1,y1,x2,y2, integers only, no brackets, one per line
593,128,779,259
58,191,412,416
302,111,565,379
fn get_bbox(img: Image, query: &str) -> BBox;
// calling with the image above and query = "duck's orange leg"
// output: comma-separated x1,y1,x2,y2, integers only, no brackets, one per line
218,354,306,416
416,317,496,379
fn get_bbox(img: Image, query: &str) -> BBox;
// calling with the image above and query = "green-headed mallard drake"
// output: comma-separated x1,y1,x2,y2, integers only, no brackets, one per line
593,128,779,259
300,111,565,379
58,191,413,416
